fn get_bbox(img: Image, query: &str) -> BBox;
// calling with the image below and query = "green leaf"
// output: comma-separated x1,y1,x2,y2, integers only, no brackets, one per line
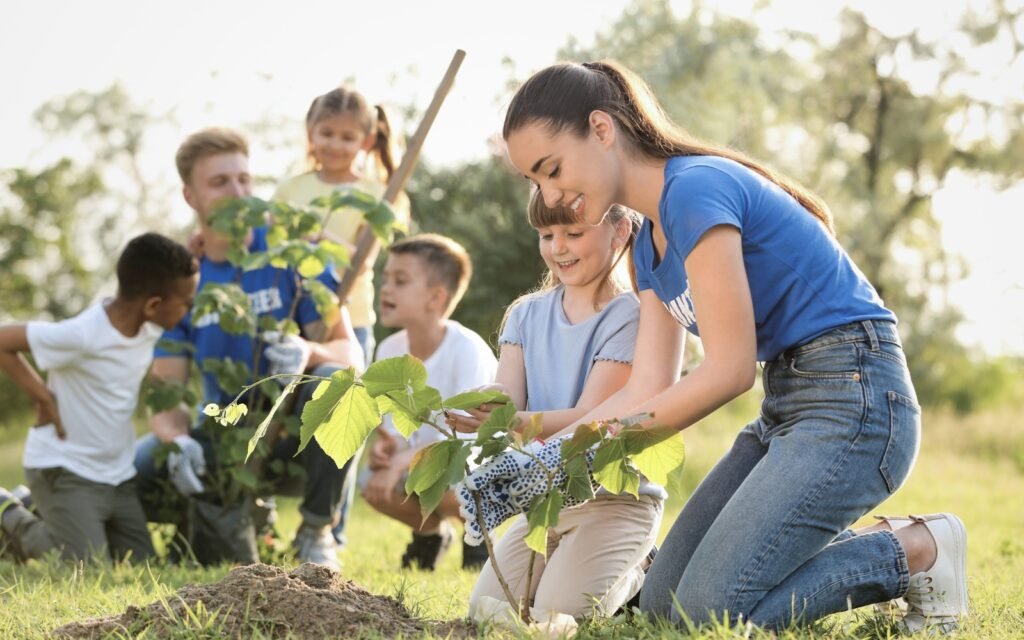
524,492,562,556
266,225,288,248
561,421,605,460
301,279,340,330
233,467,260,490
312,384,380,469
409,441,473,518
474,435,512,465
520,413,544,444
259,379,282,402
384,386,442,426
297,370,356,454
592,439,641,497
475,402,519,443
563,455,596,503
297,254,326,278
317,240,350,268
619,425,686,493
246,380,297,461
241,251,269,271
406,440,459,494
377,395,422,439
442,389,511,411
361,355,428,397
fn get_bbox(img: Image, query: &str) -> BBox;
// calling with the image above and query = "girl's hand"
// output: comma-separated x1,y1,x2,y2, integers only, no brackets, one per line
445,382,513,434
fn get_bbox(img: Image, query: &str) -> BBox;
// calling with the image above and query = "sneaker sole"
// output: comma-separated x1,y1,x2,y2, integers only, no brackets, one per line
945,513,969,618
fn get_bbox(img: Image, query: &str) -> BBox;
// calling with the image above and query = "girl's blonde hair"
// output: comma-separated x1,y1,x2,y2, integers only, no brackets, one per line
503,60,834,234
305,87,399,182
501,190,640,336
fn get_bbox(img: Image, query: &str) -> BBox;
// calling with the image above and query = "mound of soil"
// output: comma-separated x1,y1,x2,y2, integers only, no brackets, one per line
54,563,476,639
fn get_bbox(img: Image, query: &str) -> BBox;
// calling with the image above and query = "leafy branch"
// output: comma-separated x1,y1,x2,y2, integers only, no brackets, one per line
205,353,686,623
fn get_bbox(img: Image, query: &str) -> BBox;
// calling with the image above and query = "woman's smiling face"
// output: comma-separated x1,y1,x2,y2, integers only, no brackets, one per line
505,117,621,226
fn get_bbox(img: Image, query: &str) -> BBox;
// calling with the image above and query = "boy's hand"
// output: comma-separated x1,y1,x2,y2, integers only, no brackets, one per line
33,391,65,440
369,429,397,470
363,465,403,505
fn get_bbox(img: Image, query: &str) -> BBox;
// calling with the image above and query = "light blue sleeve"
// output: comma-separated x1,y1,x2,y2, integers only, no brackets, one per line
594,296,640,365
498,299,528,346
663,164,745,259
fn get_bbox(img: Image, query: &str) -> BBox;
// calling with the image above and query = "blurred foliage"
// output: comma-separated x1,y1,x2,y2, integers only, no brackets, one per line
2,0,1023,422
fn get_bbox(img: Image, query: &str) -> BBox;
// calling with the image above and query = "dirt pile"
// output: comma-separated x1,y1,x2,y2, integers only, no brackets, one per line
54,563,476,639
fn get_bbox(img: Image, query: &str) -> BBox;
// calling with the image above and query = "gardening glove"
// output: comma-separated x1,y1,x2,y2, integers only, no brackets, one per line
506,435,599,511
457,477,522,547
167,434,207,496
462,441,541,493
262,331,311,384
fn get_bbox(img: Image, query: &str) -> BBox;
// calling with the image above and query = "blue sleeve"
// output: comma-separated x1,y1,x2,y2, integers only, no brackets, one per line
633,222,653,291
662,164,746,259
594,296,639,364
154,317,191,358
498,299,527,346
296,264,341,326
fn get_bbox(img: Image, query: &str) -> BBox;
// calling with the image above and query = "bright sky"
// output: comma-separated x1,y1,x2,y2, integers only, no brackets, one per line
1,0,1021,355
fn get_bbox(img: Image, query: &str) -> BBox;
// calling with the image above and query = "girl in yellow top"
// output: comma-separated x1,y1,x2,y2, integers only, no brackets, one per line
274,86,410,369
274,87,410,547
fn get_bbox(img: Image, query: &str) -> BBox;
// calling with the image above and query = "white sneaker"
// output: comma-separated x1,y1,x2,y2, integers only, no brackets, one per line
293,523,340,571
900,513,968,634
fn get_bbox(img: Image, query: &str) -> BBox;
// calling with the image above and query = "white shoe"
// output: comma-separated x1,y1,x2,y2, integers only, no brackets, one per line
293,523,340,571
900,513,968,634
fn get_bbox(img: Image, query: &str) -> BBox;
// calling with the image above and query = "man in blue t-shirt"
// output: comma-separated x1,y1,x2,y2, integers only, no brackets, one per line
135,127,364,569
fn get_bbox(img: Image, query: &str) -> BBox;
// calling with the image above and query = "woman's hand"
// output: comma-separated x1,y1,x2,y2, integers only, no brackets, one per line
363,464,403,505
368,429,397,470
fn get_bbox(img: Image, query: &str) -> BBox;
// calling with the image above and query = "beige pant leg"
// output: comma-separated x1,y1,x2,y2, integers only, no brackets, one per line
534,494,662,618
470,514,547,614
470,494,663,622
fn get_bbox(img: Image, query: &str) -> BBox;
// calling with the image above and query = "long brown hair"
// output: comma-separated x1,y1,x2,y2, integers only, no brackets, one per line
305,87,397,181
503,60,834,234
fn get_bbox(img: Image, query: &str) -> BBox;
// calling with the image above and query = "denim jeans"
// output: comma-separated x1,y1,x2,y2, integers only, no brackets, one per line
640,320,921,629
135,363,360,530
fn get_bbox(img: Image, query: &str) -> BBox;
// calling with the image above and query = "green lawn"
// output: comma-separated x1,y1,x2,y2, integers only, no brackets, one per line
1,406,1021,638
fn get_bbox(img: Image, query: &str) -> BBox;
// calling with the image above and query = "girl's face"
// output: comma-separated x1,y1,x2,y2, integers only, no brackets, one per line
536,220,624,290
506,118,620,226
309,113,373,178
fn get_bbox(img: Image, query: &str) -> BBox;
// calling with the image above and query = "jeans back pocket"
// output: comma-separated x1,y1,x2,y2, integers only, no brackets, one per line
879,391,921,493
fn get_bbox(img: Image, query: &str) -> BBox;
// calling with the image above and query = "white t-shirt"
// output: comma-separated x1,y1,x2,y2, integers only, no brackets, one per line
24,302,164,485
376,320,497,451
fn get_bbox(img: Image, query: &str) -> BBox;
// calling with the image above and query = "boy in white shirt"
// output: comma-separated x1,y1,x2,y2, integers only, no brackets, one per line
361,234,497,570
0,233,198,562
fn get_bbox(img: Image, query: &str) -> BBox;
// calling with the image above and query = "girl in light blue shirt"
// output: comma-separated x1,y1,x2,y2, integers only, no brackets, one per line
452,193,663,625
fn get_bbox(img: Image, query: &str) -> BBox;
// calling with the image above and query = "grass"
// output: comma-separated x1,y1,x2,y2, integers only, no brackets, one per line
1,405,1022,638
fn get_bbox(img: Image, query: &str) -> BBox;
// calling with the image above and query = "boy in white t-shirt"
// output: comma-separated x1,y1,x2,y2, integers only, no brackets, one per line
361,234,497,571
0,233,198,562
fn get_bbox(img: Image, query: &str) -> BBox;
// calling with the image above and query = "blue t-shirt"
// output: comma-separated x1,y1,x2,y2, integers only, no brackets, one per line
499,286,638,412
156,227,339,407
634,155,895,361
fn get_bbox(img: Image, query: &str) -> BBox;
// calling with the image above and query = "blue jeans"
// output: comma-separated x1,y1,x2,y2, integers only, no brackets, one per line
640,320,921,629
135,363,360,530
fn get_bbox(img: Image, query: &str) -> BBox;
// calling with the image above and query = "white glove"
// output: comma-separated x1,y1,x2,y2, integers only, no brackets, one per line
262,331,312,383
457,436,600,546
167,434,207,496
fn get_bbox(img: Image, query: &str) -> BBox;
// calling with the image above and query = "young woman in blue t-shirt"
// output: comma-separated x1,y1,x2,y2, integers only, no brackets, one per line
449,193,665,627
496,60,967,633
